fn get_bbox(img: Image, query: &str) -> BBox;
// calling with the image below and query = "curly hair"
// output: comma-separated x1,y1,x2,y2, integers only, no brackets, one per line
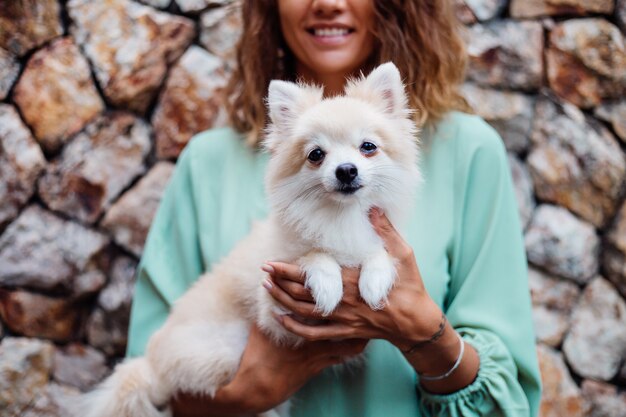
224,0,471,146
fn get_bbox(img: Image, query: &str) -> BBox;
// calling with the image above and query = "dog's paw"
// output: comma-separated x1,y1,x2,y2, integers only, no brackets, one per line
359,253,397,310
300,253,343,316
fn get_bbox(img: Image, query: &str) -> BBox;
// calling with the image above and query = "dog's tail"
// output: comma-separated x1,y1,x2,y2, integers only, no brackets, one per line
72,357,171,417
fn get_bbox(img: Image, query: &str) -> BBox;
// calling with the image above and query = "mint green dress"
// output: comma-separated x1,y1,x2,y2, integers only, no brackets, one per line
126,111,542,417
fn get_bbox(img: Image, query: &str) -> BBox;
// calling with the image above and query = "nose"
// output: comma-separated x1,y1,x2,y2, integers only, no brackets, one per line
312,0,345,16
336,163,358,184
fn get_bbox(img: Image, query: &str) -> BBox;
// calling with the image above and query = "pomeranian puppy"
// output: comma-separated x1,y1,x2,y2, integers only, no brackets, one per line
78,62,420,417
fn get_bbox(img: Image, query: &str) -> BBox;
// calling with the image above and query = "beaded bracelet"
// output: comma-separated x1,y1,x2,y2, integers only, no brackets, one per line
417,332,465,381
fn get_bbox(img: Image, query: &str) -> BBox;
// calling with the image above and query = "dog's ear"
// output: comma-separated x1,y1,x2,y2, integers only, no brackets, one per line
267,80,303,131
346,62,408,117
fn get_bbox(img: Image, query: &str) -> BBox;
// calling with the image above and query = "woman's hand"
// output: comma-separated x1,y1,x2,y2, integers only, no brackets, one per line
171,325,367,417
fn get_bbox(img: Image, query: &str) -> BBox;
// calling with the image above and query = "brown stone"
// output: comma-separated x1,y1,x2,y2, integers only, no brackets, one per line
19,382,81,417
0,48,19,100
464,20,543,90
102,162,175,256
581,380,626,417
176,0,232,13
547,19,626,108
603,201,626,298
199,3,242,62
12,37,104,153
153,46,229,159
0,337,55,415
53,344,109,391
38,113,151,224
528,98,626,227
618,0,626,32
0,289,86,342
525,205,598,284
0,104,46,229
563,278,626,381
453,0,477,24
537,344,589,417
138,0,172,8
510,0,614,18
68,0,195,114
0,0,63,57
595,100,626,143
0,206,109,293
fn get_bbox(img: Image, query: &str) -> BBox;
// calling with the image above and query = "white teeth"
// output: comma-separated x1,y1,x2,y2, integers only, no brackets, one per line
313,28,349,37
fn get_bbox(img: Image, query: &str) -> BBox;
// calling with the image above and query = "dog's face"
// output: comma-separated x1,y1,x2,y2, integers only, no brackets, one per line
264,63,420,223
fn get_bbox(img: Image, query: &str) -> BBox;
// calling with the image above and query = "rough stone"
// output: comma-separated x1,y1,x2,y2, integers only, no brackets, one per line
0,48,19,100
12,37,104,154
507,154,535,229
537,344,589,417
0,205,109,293
152,46,229,159
595,100,626,143
547,19,626,108
199,2,242,62
604,200,626,298
0,0,63,57
86,308,128,357
618,0,626,32
528,268,579,346
510,0,614,18
453,0,477,24
464,20,543,90
563,277,626,381
68,0,195,114
73,270,108,299
0,105,46,229
528,98,626,227
19,382,81,417
461,83,534,153
98,256,137,314
581,380,626,417
137,0,172,8
0,337,54,416
524,205,598,284
464,0,507,21
102,162,175,256
176,0,232,13
0,289,86,342
38,113,151,224
53,344,109,391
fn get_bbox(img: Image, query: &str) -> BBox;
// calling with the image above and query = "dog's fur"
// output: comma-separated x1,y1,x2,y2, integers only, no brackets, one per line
77,62,420,417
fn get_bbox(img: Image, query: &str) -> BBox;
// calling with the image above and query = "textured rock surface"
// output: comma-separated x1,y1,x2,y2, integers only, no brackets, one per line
461,83,534,153
68,0,195,113
618,0,626,32
528,98,626,227
0,0,63,57
454,0,477,24
0,206,109,292
525,205,598,283
464,20,543,90
38,113,150,224
510,0,614,18
529,268,579,346
12,37,104,153
138,0,172,8
0,48,19,100
604,201,626,298
0,337,54,415
563,278,626,380
464,0,507,21
0,289,86,342
0,105,46,229
537,344,589,417
581,380,626,417
102,162,175,256
53,344,108,390
508,154,535,229
595,100,626,143
153,46,229,159
176,0,231,13
547,19,626,108
19,382,81,417
199,2,242,61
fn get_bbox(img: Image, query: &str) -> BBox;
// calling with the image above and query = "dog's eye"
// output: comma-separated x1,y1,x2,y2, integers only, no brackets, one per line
360,142,377,155
307,148,325,164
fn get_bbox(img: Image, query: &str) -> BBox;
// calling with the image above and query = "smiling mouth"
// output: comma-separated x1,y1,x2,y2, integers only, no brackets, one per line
336,185,362,195
307,27,354,37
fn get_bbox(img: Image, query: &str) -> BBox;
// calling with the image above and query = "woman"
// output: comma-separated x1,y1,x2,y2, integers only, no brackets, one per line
126,0,542,416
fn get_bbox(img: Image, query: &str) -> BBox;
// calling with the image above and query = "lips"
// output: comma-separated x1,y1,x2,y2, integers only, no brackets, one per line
309,27,352,37
336,184,362,195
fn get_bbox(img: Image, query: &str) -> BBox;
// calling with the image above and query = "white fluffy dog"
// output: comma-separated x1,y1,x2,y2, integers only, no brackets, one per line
78,62,420,417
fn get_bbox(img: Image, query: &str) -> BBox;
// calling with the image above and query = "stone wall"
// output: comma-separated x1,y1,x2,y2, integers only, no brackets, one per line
0,0,624,415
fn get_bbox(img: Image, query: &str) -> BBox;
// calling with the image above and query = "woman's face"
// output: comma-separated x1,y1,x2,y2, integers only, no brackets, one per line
278,0,376,83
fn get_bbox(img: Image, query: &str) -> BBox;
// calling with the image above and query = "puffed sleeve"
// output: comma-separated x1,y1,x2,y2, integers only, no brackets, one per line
125,138,213,358
415,117,542,417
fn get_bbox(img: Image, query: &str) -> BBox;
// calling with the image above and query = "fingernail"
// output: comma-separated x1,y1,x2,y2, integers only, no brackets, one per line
261,263,275,274
263,279,273,291
272,313,284,323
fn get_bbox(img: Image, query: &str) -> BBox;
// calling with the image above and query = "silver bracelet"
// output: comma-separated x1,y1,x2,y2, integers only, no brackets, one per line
417,332,465,381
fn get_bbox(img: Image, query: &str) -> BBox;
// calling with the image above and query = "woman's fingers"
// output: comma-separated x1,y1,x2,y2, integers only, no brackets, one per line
278,314,355,341
264,261,306,284
264,277,322,318
369,208,415,264
274,277,314,302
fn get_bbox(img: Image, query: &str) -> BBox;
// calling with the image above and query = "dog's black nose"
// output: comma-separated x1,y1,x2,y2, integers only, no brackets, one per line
336,163,358,184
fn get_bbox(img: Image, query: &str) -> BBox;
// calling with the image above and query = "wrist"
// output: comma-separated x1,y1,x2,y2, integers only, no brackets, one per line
391,297,444,352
